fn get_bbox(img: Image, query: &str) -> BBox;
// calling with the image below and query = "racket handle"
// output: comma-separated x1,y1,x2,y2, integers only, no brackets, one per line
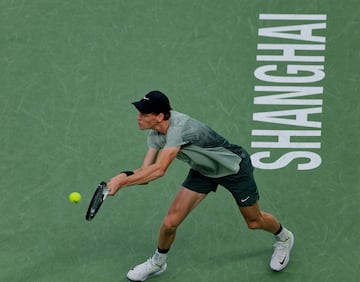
102,188,110,201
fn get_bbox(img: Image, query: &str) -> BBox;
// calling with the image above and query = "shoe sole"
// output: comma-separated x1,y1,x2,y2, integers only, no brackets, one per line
127,263,167,282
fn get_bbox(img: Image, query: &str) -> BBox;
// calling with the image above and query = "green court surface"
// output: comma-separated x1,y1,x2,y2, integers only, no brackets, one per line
1,1,359,281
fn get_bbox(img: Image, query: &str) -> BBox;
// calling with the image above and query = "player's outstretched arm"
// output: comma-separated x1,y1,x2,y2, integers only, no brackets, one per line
107,146,180,195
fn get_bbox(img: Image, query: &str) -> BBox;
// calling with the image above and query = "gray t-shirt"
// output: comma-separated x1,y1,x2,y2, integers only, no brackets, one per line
147,111,243,178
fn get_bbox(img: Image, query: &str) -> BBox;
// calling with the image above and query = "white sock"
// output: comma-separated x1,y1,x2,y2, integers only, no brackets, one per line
151,250,167,266
275,226,290,242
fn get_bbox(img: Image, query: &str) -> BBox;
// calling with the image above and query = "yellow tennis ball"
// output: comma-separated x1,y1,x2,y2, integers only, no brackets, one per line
69,192,81,203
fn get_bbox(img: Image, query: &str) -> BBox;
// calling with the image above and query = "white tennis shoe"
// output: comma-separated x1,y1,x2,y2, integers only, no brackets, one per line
127,258,167,281
270,230,294,271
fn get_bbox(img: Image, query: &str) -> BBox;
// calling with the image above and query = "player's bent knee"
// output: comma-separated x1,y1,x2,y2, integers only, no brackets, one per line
161,217,179,234
246,220,261,230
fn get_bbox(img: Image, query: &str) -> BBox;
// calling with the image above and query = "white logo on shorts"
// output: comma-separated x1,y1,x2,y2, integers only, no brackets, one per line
241,196,250,203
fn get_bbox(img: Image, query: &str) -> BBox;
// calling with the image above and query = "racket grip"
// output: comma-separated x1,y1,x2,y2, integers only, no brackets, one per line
102,188,110,200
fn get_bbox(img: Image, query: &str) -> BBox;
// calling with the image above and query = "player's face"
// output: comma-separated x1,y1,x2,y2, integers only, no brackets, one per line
137,112,160,130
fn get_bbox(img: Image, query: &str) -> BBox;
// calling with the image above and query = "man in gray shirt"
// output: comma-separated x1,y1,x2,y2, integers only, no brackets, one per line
108,91,294,281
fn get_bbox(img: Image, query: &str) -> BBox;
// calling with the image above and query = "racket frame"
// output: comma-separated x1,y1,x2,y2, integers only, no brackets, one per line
85,181,109,221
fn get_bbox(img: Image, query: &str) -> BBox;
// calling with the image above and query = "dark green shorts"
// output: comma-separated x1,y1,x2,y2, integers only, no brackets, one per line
182,149,259,207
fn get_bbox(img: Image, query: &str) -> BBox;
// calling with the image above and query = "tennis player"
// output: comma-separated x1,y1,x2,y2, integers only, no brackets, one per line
107,90,294,281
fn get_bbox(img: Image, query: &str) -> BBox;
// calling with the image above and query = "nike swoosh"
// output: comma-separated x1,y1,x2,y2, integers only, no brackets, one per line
280,256,287,265
241,196,250,203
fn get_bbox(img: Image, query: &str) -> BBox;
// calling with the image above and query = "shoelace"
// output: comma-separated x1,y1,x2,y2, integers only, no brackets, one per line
273,239,290,258
145,258,163,271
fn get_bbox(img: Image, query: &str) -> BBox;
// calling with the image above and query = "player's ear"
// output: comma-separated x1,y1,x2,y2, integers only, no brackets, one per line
157,113,165,122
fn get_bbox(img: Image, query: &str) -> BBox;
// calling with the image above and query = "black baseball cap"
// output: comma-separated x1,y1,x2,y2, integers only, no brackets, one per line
132,90,171,114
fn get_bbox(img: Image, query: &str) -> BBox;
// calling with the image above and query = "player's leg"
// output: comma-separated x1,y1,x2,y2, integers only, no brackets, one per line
238,201,280,232
238,202,294,272
127,187,206,282
158,186,206,250
220,149,294,272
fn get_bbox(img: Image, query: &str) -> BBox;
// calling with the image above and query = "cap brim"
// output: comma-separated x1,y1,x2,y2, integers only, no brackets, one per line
132,101,151,114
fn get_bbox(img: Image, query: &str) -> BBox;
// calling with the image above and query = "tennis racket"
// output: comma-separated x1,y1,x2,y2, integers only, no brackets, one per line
85,181,109,221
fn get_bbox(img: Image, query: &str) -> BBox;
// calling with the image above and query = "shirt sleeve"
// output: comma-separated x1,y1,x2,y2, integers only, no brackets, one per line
164,126,189,148
147,130,162,149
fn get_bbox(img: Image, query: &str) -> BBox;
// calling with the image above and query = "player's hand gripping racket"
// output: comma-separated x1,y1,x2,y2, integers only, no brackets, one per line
85,181,109,221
